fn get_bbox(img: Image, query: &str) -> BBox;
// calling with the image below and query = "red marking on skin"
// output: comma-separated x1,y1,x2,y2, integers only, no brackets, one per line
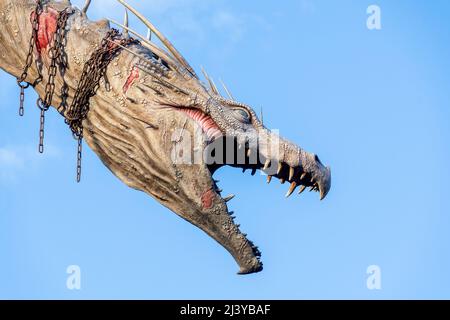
123,66,140,94
30,7,59,55
182,108,222,140
201,188,216,210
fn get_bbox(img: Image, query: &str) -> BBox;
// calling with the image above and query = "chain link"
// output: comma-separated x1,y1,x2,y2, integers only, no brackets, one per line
77,129,83,183
16,0,43,116
37,7,73,153
66,28,139,182
65,29,139,136
16,2,138,182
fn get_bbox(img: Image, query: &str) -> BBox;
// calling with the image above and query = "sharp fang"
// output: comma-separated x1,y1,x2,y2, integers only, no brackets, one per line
280,178,286,184
301,173,307,180
298,185,307,194
251,168,257,176
242,168,247,173
286,182,297,198
309,187,315,192
267,176,272,184
146,28,151,41
224,194,235,202
277,163,283,175
263,159,271,171
289,167,295,181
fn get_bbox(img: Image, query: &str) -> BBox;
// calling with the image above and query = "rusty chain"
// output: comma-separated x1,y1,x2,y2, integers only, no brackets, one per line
38,7,73,153
16,0,43,116
16,1,138,182
65,28,139,182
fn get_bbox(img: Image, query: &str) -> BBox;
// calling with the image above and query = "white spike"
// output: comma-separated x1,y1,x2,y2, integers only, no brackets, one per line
224,194,235,202
116,0,197,78
123,10,129,38
210,77,220,96
219,78,235,100
146,28,152,41
201,67,219,95
82,0,91,14
107,19,180,72
260,107,264,125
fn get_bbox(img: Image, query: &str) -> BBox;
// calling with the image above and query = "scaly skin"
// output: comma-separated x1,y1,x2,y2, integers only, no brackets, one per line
0,0,331,274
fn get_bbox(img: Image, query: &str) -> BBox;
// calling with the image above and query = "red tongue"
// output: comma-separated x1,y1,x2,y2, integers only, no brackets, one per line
182,109,222,140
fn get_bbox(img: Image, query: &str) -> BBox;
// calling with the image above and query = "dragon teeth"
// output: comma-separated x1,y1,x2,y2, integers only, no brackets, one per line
285,182,297,198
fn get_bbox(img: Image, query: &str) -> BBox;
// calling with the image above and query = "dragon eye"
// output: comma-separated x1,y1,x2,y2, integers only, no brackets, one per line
233,108,251,122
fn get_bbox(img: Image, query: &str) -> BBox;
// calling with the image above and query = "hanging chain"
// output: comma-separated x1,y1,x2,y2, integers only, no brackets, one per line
77,128,83,183
16,0,43,116
65,28,139,182
37,8,73,153
16,2,138,182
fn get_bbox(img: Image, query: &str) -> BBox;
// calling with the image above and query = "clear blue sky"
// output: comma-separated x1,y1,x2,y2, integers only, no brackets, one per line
0,0,449,299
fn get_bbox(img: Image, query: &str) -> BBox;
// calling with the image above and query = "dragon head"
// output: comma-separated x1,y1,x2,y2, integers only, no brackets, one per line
0,0,331,274
108,1,331,274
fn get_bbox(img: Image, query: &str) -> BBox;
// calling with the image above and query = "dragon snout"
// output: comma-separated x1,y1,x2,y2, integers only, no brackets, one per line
302,153,332,201
316,163,332,201
257,143,331,200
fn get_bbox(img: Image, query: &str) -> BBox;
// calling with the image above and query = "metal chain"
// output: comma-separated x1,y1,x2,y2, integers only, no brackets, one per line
16,0,43,116
17,4,137,182
65,29,139,182
77,127,83,183
37,8,73,153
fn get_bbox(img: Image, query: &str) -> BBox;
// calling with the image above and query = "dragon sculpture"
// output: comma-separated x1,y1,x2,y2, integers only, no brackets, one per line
0,0,331,274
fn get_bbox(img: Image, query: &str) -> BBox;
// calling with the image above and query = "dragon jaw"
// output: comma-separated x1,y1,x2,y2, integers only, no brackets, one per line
0,0,331,275
149,95,332,274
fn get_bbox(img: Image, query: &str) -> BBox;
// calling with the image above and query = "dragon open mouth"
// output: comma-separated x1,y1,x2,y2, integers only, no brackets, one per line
175,105,331,274
179,107,331,200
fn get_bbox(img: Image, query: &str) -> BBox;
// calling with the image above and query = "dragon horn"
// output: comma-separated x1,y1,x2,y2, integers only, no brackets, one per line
116,0,198,79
